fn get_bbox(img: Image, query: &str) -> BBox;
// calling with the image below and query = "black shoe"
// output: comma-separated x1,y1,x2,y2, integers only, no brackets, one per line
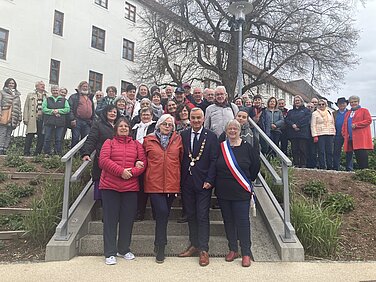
156,245,165,263
177,216,188,223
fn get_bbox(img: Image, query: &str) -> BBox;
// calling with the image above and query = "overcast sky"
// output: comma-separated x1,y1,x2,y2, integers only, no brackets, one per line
331,0,376,115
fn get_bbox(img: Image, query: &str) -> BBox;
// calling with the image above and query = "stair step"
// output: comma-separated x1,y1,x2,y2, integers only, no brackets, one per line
79,234,229,256
88,220,225,236
96,207,223,221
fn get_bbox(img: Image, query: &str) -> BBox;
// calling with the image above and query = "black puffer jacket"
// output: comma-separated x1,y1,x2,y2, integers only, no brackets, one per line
81,111,115,180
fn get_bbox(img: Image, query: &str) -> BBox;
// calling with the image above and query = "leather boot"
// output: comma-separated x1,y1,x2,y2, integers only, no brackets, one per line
156,245,165,264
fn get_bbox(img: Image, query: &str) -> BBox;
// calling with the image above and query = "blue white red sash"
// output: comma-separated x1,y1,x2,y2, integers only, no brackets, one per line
220,140,253,193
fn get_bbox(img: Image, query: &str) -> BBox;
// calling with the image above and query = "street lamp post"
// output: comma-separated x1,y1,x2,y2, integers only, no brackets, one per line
228,1,253,97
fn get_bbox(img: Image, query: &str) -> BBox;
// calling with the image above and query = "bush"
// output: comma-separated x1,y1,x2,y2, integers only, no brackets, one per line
17,163,36,172
0,214,24,230
302,180,327,198
5,154,26,168
0,172,7,183
291,200,341,257
0,192,19,207
7,183,34,198
323,193,355,214
42,156,63,170
353,169,376,185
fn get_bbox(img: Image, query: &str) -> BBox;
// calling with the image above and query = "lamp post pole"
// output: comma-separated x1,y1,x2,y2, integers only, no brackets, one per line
228,1,253,97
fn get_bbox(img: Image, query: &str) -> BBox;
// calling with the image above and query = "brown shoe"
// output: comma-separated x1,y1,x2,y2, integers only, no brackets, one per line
199,251,209,267
242,256,251,267
225,251,239,262
178,246,199,257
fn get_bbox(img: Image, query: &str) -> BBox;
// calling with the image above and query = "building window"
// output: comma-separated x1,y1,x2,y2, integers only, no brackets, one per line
266,84,271,94
174,64,181,80
122,38,134,61
121,80,131,93
53,10,64,36
157,57,165,75
95,0,108,9
0,28,9,60
124,2,136,22
289,93,293,105
173,28,181,43
89,70,103,92
49,59,60,85
205,46,211,60
282,91,286,101
91,26,106,51
274,87,279,98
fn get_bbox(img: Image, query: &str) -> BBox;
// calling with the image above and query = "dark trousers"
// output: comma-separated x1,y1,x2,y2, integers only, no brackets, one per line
218,198,251,256
279,130,289,155
333,135,353,171
137,176,149,217
182,180,211,252
354,149,369,169
317,135,334,170
291,138,308,168
71,119,91,148
43,125,64,155
149,193,175,246
306,138,318,168
24,119,44,155
101,189,137,257
268,131,282,155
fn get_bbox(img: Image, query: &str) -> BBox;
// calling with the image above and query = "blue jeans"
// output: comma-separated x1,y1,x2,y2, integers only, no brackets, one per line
71,119,91,149
149,193,175,246
333,135,353,171
317,135,334,169
218,198,251,256
43,125,64,155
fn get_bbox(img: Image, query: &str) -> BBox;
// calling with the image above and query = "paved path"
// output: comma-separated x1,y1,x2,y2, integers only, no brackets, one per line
1,257,376,282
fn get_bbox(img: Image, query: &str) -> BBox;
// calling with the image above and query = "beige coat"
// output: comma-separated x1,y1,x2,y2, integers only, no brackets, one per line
311,109,336,137
23,91,47,134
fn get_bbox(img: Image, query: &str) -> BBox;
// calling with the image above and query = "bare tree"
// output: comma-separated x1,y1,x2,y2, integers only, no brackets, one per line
134,0,359,98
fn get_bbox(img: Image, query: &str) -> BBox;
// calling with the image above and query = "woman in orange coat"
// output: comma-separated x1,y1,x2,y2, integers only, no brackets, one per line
342,95,374,169
143,113,183,263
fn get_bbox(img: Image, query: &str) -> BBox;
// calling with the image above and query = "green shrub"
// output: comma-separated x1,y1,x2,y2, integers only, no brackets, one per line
291,200,341,257
17,163,36,172
323,193,355,214
0,214,24,230
302,180,327,198
32,154,45,163
7,183,34,198
353,169,376,185
0,172,7,183
0,192,19,207
42,156,63,170
4,154,26,168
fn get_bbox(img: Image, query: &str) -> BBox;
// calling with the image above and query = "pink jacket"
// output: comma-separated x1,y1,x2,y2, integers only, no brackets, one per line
99,136,146,192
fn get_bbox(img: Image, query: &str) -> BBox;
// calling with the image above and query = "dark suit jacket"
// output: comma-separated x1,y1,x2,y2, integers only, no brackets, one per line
180,127,219,190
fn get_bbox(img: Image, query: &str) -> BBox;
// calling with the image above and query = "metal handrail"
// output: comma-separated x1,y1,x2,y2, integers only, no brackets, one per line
54,136,94,241
248,117,296,243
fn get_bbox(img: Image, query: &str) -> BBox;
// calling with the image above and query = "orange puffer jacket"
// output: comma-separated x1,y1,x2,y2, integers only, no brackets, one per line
143,132,183,193
99,136,146,192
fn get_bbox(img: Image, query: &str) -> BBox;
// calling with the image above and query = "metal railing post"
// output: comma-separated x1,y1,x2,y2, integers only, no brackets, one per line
280,162,295,242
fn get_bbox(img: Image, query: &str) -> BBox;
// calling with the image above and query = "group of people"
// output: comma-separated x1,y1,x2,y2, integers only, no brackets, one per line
78,83,260,267
232,93,374,170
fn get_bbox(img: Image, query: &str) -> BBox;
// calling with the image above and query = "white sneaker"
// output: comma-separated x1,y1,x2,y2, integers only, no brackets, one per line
105,256,117,265
117,252,135,260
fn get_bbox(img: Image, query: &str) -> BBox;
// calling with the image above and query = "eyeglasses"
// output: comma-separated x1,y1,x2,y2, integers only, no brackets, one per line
161,122,174,127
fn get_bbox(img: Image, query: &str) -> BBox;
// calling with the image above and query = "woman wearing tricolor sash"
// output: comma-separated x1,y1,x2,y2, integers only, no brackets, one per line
215,119,260,267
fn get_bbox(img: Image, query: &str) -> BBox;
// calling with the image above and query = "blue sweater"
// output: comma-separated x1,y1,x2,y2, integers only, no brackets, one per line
335,110,347,136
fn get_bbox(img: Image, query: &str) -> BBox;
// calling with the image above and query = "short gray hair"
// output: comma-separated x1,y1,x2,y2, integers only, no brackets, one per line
225,119,241,132
156,114,175,131
190,107,204,117
348,95,360,103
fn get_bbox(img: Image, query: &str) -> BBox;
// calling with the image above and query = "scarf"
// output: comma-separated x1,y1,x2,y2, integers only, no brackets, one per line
133,121,155,144
317,108,329,125
155,129,172,150
151,103,163,118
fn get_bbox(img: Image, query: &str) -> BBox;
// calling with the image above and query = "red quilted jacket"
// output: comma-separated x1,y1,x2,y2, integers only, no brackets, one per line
99,135,147,192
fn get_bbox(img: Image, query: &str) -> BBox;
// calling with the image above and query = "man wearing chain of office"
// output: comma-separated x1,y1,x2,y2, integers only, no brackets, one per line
178,107,219,267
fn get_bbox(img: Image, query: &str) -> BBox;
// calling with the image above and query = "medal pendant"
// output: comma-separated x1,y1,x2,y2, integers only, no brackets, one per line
190,161,195,167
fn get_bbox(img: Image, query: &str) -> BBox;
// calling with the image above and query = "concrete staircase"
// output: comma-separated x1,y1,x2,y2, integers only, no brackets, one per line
78,201,281,261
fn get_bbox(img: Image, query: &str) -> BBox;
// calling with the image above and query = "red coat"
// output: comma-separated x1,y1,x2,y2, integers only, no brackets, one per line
143,131,183,193
342,108,374,152
99,136,146,192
